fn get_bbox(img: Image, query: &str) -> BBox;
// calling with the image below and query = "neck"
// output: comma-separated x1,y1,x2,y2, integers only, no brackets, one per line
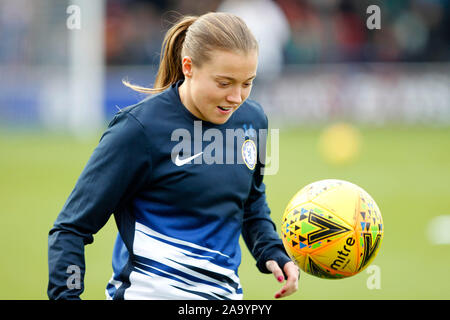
178,80,206,121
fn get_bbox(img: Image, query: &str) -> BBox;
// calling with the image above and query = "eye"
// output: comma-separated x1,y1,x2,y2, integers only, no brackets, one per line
217,82,230,88
243,82,252,88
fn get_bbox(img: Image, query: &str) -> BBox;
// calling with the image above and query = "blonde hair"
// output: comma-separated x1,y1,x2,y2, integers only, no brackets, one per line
123,12,258,94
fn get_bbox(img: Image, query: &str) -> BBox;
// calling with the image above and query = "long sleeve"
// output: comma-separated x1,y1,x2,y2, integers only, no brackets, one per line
242,168,291,274
47,111,151,299
241,116,291,274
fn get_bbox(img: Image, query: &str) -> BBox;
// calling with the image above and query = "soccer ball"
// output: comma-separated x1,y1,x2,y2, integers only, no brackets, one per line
281,179,383,279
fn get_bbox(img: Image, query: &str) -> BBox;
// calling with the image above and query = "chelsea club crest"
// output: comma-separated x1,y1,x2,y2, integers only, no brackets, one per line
242,139,257,170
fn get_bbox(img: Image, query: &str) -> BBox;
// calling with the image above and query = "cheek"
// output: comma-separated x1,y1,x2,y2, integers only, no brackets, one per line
242,89,251,101
193,85,223,107
208,92,225,105
244,83,254,96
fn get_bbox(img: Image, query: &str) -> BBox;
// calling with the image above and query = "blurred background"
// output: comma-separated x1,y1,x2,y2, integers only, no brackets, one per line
0,0,449,299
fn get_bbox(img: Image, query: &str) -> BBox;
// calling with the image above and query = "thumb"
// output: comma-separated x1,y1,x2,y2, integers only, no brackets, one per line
265,260,285,283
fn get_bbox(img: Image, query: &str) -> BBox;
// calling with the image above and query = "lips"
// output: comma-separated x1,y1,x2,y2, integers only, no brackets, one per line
217,106,234,114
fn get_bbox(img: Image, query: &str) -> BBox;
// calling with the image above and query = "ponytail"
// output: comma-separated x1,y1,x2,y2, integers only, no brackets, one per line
123,15,198,94
123,12,257,95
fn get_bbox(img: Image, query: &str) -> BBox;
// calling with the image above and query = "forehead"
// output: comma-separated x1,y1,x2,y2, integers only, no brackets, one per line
200,49,258,80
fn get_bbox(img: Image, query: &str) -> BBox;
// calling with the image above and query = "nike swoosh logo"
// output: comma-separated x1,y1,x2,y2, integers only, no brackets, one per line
174,152,203,166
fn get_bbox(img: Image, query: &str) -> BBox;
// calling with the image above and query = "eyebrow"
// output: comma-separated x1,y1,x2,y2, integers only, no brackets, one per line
215,75,257,81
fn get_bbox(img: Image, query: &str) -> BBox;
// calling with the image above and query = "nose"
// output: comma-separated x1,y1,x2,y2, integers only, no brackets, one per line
226,87,243,105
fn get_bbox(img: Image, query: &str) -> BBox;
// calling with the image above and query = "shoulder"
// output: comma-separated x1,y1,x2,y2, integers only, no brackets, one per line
111,86,178,131
115,91,166,122
243,98,265,115
236,98,268,129
105,87,182,154
103,106,148,147
104,91,171,140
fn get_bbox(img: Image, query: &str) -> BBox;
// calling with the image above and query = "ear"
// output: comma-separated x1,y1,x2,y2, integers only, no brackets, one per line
181,56,193,78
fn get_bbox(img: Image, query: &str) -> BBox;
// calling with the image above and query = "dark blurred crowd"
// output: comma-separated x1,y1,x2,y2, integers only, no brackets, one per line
105,0,450,65
0,0,448,66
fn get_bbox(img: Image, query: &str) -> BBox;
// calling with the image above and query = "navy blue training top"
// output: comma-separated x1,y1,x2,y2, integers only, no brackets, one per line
48,80,290,300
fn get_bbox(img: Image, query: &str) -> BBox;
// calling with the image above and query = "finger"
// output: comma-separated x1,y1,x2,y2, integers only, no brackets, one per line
275,262,299,299
265,260,285,283
282,262,299,295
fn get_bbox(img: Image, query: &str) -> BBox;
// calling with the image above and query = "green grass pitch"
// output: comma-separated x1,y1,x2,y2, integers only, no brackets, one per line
1,125,449,299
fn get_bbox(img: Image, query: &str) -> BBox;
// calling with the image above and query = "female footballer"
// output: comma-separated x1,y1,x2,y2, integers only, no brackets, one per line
48,12,299,300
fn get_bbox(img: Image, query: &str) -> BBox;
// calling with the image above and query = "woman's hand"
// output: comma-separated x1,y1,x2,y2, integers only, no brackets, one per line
265,260,299,299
